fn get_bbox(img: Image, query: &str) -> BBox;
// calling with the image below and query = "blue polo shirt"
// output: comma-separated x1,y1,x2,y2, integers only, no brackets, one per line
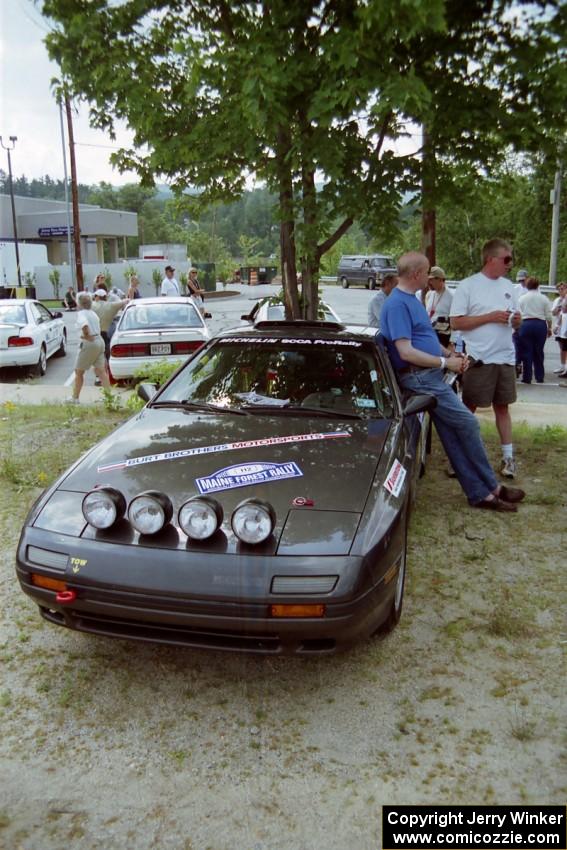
381,287,442,370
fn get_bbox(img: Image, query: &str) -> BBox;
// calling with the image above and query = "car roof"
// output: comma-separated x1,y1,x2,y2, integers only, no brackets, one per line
216,320,374,344
123,297,197,306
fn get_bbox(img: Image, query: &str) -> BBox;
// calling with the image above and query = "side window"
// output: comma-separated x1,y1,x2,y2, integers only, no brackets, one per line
29,303,43,324
36,304,54,323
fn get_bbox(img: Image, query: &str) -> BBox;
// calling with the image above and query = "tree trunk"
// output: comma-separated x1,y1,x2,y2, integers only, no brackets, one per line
421,124,436,268
276,127,300,319
300,126,319,320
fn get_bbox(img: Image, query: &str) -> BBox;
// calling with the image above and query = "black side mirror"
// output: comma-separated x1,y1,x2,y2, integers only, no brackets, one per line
137,382,158,403
402,394,437,417
240,313,252,321
51,311,63,319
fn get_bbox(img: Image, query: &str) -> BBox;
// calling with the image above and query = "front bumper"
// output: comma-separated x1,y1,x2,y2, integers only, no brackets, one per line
16,526,400,655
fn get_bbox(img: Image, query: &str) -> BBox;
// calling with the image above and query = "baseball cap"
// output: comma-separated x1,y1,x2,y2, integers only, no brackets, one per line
165,265,175,272
95,288,107,297
516,269,528,281
428,266,446,279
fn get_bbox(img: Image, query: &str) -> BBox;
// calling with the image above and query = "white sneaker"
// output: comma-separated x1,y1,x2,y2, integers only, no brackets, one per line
553,367,563,374
500,457,516,479
66,397,80,405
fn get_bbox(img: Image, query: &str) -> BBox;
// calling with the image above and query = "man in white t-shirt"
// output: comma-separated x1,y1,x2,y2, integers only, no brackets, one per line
450,238,521,479
425,265,453,347
161,265,180,297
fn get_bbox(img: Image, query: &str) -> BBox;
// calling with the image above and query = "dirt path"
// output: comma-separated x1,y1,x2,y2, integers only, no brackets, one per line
0,419,565,849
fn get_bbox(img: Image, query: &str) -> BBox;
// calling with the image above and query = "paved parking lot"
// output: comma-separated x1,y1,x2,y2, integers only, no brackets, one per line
1,284,566,414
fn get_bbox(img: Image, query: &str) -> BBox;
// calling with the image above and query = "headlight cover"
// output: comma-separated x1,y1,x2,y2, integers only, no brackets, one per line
178,496,223,540
231,499,275,545
128,491,173,535
82,487,126,529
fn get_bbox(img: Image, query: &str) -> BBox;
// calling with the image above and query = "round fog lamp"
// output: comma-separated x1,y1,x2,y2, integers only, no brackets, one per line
179,497,223,540
82,487,126,529
231,499,275,545
128,491,173,535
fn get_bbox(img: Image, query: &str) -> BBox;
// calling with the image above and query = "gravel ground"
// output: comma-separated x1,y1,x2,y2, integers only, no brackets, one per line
0,415,565,850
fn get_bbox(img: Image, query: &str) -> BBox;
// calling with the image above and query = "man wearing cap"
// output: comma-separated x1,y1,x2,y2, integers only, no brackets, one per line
450,238,521,479
161,265,180,297
92,287,129,364
425,266,453,348
367,273,398,328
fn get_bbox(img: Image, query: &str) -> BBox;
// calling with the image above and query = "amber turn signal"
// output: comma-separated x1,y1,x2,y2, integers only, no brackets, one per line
31,574,67,592
270,604,325,618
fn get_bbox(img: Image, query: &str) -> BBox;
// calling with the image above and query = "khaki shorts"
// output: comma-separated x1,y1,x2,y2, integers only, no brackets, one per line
462,360,517,408
75,336,105,371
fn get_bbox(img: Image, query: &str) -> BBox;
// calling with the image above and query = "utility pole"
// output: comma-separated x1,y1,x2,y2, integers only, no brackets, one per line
65,93,84,290
548,162,562,288
59,101,75,286
0,136,22,288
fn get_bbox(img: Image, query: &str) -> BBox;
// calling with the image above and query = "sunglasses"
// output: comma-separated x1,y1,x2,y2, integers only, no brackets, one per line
497,255,514,264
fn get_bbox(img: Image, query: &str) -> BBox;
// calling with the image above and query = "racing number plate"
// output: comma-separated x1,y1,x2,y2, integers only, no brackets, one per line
150,343,171,355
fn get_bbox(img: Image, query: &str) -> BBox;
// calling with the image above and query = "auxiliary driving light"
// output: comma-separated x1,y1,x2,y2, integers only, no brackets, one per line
178,496,223,540
128,491,173,535
231,499,275,545
82,487,126,529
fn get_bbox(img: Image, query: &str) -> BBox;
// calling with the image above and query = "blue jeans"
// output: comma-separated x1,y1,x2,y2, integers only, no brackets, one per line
398,368,498,504
518,319,547,383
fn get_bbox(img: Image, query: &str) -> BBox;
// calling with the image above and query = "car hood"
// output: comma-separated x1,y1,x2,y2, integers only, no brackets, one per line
59,408,392,514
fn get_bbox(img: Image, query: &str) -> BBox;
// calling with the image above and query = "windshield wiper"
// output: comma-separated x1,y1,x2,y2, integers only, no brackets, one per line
151,400,249,416
241,403,364,420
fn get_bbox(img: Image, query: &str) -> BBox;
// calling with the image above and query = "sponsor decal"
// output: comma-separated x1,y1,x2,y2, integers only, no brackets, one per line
383,459,407,498
218,337,362,348
292,496,315,507
196,461,302,494
97,431,350,473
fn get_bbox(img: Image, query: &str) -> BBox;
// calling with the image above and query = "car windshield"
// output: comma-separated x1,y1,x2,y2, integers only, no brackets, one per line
120,302,202,331
157,337,394,417
265,304,336,322
0,305,26,324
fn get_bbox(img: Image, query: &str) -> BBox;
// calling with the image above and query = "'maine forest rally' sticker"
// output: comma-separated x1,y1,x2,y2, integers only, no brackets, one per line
383,459,407,498
196,461,302,494
97,431,350,473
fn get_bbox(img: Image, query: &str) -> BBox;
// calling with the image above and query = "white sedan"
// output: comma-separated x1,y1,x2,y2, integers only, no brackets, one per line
241,298,342,324
0,299,67,375
109,297,210,380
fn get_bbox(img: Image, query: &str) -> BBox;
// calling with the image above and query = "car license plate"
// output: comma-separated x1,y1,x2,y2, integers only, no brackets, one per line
151,344,171,355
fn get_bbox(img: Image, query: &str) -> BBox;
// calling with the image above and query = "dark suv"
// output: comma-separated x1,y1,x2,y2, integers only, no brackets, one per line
337,254,396,290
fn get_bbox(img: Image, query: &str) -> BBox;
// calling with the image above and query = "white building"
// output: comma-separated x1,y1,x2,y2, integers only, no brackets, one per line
0,194,138,265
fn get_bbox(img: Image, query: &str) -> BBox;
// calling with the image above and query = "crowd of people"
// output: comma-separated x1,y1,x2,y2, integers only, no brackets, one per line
370,238,566,509
67,265,210,402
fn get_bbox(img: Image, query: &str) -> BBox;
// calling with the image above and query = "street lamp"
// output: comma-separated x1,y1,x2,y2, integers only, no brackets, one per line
0,135,22,289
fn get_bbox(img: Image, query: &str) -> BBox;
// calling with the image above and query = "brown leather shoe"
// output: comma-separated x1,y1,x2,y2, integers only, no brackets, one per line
498,485,526,503
473,497,517,512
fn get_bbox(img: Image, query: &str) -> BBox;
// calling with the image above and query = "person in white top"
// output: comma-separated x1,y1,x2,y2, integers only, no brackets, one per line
161,265,180,297
425,265,453,347
367,273,397,328
552,282,567,376
70,292,110,403
450,238,521,479
517,277,552,384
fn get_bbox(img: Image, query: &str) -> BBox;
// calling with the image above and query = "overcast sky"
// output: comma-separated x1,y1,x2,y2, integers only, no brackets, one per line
0,0,139,186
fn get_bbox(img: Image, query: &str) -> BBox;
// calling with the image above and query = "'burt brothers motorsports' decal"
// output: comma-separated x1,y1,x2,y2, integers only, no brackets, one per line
196,461,302,494
97,431,350,473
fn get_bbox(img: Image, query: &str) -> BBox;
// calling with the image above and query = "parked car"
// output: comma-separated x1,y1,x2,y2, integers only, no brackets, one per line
337,254,397,290
16,320,435,655
241,298,341,324
0,299,66,376
108,297,210,380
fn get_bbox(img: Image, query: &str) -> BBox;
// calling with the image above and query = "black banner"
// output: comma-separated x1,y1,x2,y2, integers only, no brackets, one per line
382,806,566,850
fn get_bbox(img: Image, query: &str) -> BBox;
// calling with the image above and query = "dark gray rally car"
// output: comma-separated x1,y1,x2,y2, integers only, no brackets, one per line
16,321,435,655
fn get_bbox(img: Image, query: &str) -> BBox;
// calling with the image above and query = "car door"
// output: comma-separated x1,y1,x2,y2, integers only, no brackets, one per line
30,302,61,357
